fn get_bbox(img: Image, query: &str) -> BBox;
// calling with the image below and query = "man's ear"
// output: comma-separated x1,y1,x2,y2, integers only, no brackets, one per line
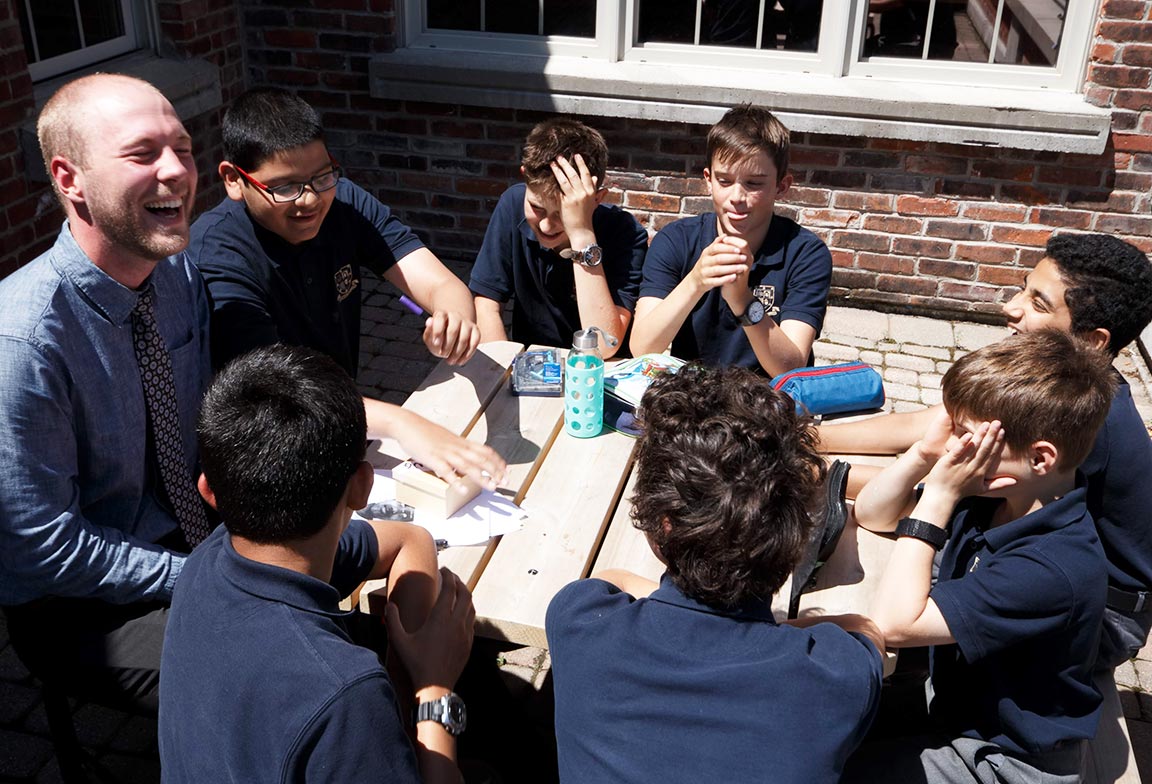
1079,326,1111,353
50,156,84,208
1030,441,1059,476
776,172,794,197
219,162,246,202
197,473,219,509
347,460,374,511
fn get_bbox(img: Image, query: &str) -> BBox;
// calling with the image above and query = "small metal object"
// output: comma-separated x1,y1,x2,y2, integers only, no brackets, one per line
435,539,450,552
528,568,538,575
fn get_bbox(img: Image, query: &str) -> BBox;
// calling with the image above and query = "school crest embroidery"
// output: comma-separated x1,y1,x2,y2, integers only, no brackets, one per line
751,285,780,317
334,265,359,303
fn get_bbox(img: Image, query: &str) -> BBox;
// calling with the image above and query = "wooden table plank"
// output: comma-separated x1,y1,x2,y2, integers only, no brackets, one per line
589,469,664,584
470,427,638,648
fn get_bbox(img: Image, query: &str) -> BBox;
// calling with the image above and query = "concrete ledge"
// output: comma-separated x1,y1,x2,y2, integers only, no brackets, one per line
370,49,1111,155
21,52,222,182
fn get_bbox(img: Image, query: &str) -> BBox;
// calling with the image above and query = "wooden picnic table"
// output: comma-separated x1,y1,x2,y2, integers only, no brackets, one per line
359,342,898,653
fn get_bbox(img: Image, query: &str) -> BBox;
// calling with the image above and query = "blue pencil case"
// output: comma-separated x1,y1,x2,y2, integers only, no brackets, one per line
770,362,885,417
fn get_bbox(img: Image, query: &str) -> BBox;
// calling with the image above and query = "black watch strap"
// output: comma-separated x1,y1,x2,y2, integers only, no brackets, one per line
895,517,948,551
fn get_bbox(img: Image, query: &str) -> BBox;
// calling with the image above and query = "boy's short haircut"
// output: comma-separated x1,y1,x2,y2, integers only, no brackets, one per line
942,330,1116,469
222,87,325,172
1045,233,1152,356
521,118,608,198
197,344,367,543
705,104,790,180
631,364,824,608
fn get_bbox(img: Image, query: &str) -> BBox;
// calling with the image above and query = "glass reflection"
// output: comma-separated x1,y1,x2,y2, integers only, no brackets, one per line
637,0,822,51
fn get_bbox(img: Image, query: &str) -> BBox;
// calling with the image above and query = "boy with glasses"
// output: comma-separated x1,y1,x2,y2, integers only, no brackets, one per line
190,87,504,486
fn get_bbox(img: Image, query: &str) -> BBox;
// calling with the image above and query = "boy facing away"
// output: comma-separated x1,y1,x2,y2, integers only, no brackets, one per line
159,345,474,784
630,105,833,375
545,365,883,784
844,330,1116,783
469,118,648,358
820,233,1152,671
190,87,504,488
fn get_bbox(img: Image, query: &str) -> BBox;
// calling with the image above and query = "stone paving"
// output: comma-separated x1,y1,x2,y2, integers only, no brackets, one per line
2,299,1151,782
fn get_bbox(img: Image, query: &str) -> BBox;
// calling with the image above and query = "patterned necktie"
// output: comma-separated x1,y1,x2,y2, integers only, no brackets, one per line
132,287,211,547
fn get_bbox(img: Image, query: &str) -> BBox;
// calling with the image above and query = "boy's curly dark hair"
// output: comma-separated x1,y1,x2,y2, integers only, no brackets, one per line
1045,233,1152,355
631,365,824,609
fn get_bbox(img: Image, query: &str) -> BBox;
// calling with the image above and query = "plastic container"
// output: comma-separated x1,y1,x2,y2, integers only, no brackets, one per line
564,327,616,438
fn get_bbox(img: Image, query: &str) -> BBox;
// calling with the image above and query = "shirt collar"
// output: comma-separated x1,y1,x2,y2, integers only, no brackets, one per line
212,526,355,620
982,485,1089,552
648,573,779,623
51,222,145,326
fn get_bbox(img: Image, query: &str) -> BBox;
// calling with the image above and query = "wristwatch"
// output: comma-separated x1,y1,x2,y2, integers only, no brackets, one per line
415,692,467,736
561,243,603,267
895,517,949,551
734,298,765,327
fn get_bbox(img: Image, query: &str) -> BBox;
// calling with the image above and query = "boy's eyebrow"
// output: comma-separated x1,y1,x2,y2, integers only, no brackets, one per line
1021,274,1057,308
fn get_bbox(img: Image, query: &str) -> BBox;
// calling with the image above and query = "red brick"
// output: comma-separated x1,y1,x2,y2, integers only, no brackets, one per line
800,209,857,228
1112,89,1152,111
896,195,959,217
978,265,1026,286
782,186,831,207
969,160,1035,181
1029,207,1093,230
926,220,988,241
1092,42,1119,63
862,214,922,234
830,231,891,252
830,268,878,290
955,243,1018,265
857,253,915,275
878,274,937,296
919,259,976,280
655,176,708,196
625,192,680,212
1000,184,1057,206
1089,64,1151,88
1122,44,1152,67
264,28,317,48
1085,86,1115,108
1098,22,1152,44
1114,133,1152,153
990,226,1052,247
938,282,1000,303
1095,214,1152,236
830,249,854,267
832,192,893,212
893,237,952,258
1101,0,1148,19
455,178,509,197
905,155,968,176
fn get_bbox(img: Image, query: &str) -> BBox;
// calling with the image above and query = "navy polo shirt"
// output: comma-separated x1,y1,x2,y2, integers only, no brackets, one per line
468,183,649,349
159,520,420,783
929,488,1106,755
1084,377,1152,595
639,212,832,370
189,179,425,376
546,574,882,784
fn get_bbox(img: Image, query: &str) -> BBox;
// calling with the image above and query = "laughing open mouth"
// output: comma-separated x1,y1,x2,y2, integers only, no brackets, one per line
145,199,182,219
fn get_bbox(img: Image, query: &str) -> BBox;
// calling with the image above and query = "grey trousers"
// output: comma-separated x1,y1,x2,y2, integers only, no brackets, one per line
842,734,1083,784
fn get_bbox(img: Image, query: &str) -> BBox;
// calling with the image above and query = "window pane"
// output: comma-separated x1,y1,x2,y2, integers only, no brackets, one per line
543,0,596,36
488,0,540,34
26,0,82,61
637,1,822,51
428,0,480,31
861,0,1064,66
81,0,127,47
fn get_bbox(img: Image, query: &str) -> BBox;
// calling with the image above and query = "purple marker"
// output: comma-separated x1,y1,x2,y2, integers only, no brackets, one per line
398,295,424,316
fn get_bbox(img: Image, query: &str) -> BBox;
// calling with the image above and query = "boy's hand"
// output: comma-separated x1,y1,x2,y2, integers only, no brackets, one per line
691,234,751,294
386,567,475,691
922,420,1006,507
423,310,481,366
391,409,507,489
551,153,599,245
913,409,954,465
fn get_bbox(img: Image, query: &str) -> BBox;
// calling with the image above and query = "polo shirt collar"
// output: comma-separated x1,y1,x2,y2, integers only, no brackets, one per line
215,527,354,620
648,573,778,623
51,222,145,326
982,485,1089,552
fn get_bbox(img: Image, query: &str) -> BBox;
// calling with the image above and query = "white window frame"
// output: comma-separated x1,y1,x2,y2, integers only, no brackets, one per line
23,0,146,82
374,0,1111,154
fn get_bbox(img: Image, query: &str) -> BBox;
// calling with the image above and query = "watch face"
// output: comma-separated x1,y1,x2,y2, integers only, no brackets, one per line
747,300,765,322
444,694,468,734
583,244,603,267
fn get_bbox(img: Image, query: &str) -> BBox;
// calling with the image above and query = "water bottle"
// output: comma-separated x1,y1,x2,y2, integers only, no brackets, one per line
564,327,617,438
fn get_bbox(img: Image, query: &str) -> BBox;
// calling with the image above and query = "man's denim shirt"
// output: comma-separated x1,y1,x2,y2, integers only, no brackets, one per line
0,224,211,606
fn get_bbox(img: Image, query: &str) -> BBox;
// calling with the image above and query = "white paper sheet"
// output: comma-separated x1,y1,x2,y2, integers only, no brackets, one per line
352,468,527,547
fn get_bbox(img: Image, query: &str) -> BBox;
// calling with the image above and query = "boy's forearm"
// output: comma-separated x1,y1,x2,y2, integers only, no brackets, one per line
591,568,659,598
413,685,460,784
743,318,813,377
473,297,508,343
816,406,940,455
784,613,885,655
367,520,440,631
572,267,629,357
851,448,932,532
630,280,704,355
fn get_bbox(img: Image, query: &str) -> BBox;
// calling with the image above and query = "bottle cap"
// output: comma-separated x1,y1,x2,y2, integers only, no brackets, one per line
572,326,619,350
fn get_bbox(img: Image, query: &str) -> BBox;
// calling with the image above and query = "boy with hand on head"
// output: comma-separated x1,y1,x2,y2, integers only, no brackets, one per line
469,118,648,357
159,344,474,784
191,87,504,487
630,105,832,375
819,233,1152,670
546,365,883,784
843,330,1116,784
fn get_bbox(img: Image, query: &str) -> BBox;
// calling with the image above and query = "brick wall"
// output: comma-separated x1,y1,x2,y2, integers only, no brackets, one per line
0,0,245,277
239,0,1152,323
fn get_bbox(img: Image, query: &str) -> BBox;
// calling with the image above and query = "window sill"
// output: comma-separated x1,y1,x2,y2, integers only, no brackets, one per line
22,51,222,182
370,49,1111,155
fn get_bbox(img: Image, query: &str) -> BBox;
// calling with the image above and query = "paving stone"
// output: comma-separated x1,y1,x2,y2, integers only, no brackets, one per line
886,353,936,373
890,315,953,348
0,680,40,724
823,307,888,340
0,727,55,779
1117,661,1141,690
953,322,1004,351
0,641,32,683
106,714,157,755
817,332,877,350
904,344,953,361
35,756,66,784
1127,716,1152,782
94,751,161,782
1133,659,1152,691
71,703,128,748
882,367,919,387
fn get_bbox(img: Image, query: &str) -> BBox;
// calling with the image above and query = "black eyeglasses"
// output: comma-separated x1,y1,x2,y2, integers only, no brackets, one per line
234,162,343,203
